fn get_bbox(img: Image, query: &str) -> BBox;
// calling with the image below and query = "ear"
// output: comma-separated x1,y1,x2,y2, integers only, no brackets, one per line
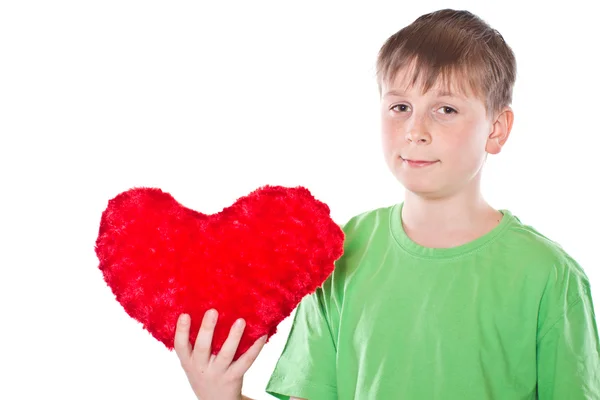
485,107,514,155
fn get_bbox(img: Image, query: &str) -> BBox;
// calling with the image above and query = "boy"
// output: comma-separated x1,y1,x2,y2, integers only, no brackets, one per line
174,9,600,399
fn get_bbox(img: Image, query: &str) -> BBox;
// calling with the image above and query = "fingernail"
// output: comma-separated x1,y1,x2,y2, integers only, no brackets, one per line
180,314,190,324
236,318,245,327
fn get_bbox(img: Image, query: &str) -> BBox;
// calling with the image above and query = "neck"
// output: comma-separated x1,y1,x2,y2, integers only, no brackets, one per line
401,177,497,233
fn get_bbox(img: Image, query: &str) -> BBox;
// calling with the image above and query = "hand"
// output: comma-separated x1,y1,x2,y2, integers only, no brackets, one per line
174,310,267,400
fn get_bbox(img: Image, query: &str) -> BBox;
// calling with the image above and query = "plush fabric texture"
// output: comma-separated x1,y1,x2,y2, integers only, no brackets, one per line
95,185,344,360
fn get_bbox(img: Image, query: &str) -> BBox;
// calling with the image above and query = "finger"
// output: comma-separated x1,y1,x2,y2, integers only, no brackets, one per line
174,314,192,366
192,309,219,365
229,334,268,377
213,318,246,370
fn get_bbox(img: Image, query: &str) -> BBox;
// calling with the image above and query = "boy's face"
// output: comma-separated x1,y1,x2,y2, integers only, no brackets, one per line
380,68,511,199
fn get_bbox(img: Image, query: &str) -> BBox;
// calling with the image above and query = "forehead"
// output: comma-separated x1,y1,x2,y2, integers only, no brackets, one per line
382,60,481,101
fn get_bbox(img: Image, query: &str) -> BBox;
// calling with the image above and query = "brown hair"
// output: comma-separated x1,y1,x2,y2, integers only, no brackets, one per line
376,9,517,117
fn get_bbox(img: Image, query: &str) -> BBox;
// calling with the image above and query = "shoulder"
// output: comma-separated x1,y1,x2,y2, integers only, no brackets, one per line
320,204,396,292
338,203,396,248
502,212,592,330
503,211,589,284
330,203,398,271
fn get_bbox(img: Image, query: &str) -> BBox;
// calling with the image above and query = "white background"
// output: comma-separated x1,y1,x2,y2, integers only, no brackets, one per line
1,1,598,399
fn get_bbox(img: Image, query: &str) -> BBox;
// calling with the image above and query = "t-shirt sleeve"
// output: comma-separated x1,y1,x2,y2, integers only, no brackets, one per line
265,282,338,400
536,258,600,398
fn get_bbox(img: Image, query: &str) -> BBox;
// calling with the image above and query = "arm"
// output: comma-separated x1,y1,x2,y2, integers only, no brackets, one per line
536,270,600,398
265,286,339,399
265,221,346,400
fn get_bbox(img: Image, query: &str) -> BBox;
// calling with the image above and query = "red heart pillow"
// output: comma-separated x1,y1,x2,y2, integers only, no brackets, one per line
95,185,344,360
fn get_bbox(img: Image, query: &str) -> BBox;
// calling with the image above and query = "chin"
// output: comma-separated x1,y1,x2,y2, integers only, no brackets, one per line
395,175,449,200
405,186,447,200
397,178,435,194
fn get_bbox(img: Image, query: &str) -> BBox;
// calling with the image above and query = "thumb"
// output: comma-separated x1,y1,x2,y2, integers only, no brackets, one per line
228,335,268,377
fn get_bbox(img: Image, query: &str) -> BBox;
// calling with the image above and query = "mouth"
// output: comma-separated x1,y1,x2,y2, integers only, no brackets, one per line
400,156,439,167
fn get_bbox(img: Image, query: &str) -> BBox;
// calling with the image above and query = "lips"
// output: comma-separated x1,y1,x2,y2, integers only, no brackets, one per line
400,156,438,167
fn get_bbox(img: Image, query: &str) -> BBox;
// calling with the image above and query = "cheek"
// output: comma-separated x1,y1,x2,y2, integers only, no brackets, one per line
444,127,487,167
447,134,470,153
380,119,398,152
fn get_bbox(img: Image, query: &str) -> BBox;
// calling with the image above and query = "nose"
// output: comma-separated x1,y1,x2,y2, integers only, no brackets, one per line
405,114,431,144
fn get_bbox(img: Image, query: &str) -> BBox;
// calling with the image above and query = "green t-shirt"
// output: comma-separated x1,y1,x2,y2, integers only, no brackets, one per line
265,203,600,399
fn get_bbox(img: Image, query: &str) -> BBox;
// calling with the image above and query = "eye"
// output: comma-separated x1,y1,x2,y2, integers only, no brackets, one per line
391,104,410,112
437,106,457,115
